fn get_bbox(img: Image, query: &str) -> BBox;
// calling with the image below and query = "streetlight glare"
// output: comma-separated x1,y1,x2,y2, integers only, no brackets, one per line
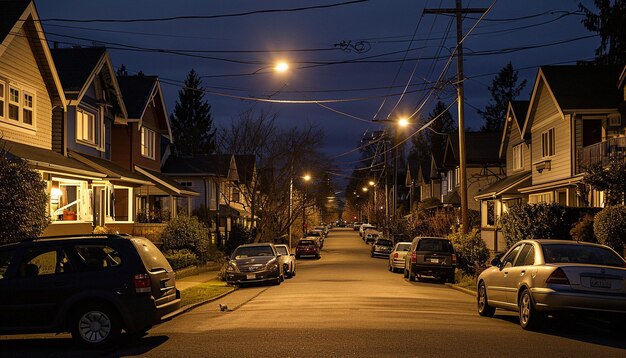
274,62,289,73
362,187,368,192
398,118,409,127
303,174,311,181
368,180,375,186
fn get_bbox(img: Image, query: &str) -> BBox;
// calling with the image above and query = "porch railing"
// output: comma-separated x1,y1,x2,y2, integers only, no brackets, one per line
575,136,626,174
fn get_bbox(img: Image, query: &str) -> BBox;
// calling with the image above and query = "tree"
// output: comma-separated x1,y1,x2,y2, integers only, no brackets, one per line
579,0,626,65
500,203,569,248
478,62,527,132
594,205,626,253
170,69,217,156
582,155,626,206
0,147,50,244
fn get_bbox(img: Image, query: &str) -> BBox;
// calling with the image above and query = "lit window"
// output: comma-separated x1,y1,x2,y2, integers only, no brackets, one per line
23,92,33,125
8,87,19,121
0,81,4,119
513,144,524,170
1,84,35,128
76,109,96,144
541,128,555,158
141,127,156,159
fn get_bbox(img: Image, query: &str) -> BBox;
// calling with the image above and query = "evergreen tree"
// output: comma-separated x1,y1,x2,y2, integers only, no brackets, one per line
170,69,216,156
579,0,626,65
478,62,526,133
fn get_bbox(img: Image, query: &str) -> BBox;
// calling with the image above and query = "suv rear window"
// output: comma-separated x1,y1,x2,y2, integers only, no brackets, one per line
75,245,122,270
131,238,173,272
376,239,393,246
0,249,15,279
417,238,453,252
542,244,625,267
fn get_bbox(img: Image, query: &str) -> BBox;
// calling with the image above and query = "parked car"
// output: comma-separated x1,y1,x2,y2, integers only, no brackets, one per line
224,243,284,286
275,244,296,278
306,231,324,248
296,238,321,259
359,224,376,237
371,238,394,258
364,230,381,245
403,237,456,283
476,239,626,330
313,226,327,239
353,222,362,231
388,242,412,272
0,234,181,348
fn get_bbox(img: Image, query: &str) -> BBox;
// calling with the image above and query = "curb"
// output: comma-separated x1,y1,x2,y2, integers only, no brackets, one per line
162,286,237,321
445,283,476,296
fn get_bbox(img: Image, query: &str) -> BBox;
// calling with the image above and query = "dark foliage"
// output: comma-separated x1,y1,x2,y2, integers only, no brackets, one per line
479,62,527,132
579,0,626,65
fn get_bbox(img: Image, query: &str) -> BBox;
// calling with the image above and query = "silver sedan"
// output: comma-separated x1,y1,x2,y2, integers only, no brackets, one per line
388,242,411,273
477,239,626,330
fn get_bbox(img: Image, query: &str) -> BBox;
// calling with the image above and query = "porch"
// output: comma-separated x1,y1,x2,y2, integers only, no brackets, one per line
575,136,626,174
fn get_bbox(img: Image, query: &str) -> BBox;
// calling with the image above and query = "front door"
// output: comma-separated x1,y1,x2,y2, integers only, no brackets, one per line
505,244,535,304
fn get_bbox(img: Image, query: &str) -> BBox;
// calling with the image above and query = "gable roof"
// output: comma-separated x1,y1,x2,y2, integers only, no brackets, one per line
117,75,173,140
51,47,127,117
499,100,530,158
234,155,256,184
162,154,235,179
444,131,502,167
0,0,66,109
523,65,622,134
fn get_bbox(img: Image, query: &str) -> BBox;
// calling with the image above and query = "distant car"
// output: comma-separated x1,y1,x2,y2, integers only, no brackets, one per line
313,226,327,239
225,243,284,286
306,231,324,248
371,238,394,258
0,234,180,348
353,222,362,231
477,240,626,330
364,231,380,245
296,238,321,259
388,242,412,272
274,244,296,278
404,237,456,283
360,224,377,238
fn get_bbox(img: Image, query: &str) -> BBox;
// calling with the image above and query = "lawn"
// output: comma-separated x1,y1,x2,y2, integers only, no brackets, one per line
454,272,477,292
180,280,235,307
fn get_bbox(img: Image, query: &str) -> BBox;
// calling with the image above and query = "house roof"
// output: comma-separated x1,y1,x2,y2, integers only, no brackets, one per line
474,171,531,200
134,166,198,197
418,160,431,183
161,154,233,177
446,132,502,166
499,100,530,158
510,100,530,134
234,155,256,184
68,151,149,184
1,140,104,178
442,188,460,206
0,0,66,109
51,47,107,92
116,75,158,119
540,65,622,110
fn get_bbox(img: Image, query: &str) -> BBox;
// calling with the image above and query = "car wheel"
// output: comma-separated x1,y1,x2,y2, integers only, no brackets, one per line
371,252,374,258
477,281,496,317
70,304,121,348
315,253,320,259
409,268,416,282
519,289,542,330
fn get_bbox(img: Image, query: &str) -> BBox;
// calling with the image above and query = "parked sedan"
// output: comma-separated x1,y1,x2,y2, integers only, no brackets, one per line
404,237,456,283
364,230,380,244
275,244,296,278
477,239,626,330
371,238,394,258
388,241,412,272
296,238,321,259
306,231,324,248
224,243,283,286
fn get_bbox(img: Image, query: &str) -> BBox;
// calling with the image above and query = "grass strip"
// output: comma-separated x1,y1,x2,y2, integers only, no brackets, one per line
180,279,234,307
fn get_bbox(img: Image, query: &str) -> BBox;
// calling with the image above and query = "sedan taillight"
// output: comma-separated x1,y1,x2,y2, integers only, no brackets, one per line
134,273,152,293
546,268,570,285
394,253,398,259
411,252,417,263
451,254,457,265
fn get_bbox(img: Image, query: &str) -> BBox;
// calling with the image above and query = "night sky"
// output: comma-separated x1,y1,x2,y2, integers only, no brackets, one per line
35,0,600,177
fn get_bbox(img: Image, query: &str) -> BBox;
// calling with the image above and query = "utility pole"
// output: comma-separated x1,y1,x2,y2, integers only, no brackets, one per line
424,1,486,233
288,175,293,248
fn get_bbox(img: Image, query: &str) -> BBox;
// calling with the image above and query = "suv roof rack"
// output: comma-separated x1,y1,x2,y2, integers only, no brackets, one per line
22,233,131,243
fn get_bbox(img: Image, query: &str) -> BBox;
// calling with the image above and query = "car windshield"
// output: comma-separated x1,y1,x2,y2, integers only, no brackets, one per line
276,246,288,255
299,240,315,246
233,246,274,259
307,232,321,237
376,239,393,246
542,244,625,267
417,238,453,252
396,243,411,251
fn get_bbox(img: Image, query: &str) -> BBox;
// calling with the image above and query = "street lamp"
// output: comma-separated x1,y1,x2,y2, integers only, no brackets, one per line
274,61,289,73
302,174,311,235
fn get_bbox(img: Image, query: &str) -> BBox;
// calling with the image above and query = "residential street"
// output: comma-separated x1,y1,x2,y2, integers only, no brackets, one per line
1,228,625,357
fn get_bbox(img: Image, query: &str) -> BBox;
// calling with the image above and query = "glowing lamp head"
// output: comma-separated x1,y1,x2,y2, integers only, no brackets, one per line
303,174,311,182
368,180,375,186
274,62,289,73
398,118,409,127
362,187,368,192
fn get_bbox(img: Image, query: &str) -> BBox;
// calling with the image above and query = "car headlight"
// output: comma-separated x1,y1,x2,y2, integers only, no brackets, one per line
265,258,278,270
226,263,238,273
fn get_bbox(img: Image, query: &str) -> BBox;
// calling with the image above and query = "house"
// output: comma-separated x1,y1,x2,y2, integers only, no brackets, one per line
439,132,505,211
404,157,420,211
517,65,623,207
0,0,110,236
114,74,197,223
233,154,257,229
475,101,532,252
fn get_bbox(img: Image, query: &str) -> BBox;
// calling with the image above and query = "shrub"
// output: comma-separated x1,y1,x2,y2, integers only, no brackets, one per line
500,202,569,249
226,223,251,254
569,214,596,243
0,151,50,244
448,227,490,276
192,205,214,228
161,215,209,260
594,205,626,253
164,249,198,270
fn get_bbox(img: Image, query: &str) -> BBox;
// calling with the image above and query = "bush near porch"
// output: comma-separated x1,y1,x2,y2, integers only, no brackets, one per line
161,215,210,262
594,205,626,254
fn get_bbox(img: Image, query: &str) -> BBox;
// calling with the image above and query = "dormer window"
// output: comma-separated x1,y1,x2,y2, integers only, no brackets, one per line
141,127,156,159
513,143,524,170
541,128,555,158
0,82,36,129
76,108,96,145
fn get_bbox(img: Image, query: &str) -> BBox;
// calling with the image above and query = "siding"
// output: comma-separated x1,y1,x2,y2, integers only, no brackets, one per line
530,81,571,185
505,119,531,173
0,27,52,149
111,124,132,170
52,107,64,154
132,122,161,171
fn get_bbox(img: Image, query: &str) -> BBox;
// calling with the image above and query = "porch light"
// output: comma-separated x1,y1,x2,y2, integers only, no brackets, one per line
51,188,63,199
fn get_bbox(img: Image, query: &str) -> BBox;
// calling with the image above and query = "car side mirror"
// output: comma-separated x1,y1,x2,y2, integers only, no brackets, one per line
490,257,501,267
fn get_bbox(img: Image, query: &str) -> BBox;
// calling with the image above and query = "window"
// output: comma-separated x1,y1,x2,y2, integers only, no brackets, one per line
141,127,156,159
529,192,554,204
0,249,15,279
232,187,240,202
23,92,34,125
512,144,524,170
486,200,496,226
0,81,4,119
502,244,523,268
75,245,122,270
8,86,19,121
19,248,74,277
179,182,192,187
76,108,96,144
541,128,555,158
50,179,91,222
514,244,533,266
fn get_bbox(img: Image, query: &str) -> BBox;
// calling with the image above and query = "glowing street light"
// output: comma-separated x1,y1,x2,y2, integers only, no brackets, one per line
362,187,368,192
274,61,289,73
368,180,375,186
398,117,409,127
303,174,311,181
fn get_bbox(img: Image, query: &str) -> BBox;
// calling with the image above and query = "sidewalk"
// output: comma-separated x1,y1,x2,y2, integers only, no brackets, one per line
176,270,221,291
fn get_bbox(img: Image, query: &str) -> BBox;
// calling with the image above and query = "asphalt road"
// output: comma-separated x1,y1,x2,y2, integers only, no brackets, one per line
2,228,625,357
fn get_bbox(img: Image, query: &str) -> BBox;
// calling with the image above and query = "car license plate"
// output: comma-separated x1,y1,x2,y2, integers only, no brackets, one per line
590,277,611,288
428,258,439,263
246,273,256,280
